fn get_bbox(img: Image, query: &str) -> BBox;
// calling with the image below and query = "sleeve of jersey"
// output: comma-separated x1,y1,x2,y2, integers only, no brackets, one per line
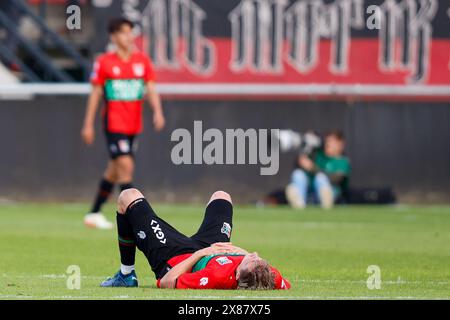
90,57,105,86
271,267,291,290
176,270,217,289
144,57,156,82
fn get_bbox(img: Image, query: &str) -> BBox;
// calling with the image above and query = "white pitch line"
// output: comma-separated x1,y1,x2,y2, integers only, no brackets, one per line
299,279,450,285
1,294,449,300
3,274,450,286
297,296,449,300
0,295,34,299
2,274,105,279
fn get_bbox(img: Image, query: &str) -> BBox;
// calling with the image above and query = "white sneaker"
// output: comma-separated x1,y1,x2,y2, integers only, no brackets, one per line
285,184,306,209
319,187,334,210
84,213,113,230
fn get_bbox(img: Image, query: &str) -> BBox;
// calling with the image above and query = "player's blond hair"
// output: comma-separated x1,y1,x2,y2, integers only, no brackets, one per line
237,259,275,290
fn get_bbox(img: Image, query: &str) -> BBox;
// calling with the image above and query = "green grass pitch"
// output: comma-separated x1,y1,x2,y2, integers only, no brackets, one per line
0,202,449,300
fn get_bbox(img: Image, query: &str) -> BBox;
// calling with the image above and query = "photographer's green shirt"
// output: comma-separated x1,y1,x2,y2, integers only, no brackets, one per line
311,150,351,196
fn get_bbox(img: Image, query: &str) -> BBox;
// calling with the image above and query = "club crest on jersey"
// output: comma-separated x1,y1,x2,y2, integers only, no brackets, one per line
215,256,232,266
112,66,121,76
137,231,146,239
221,222,231,239
133,63,144,77
199,277,208,286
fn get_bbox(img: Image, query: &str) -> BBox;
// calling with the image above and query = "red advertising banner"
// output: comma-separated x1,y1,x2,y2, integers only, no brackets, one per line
90,0,450,98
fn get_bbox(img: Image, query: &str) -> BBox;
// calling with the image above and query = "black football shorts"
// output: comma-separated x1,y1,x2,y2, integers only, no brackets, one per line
125,197,234,279
104,131,138,159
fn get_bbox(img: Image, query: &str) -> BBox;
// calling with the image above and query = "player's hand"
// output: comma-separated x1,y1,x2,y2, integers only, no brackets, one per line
153,111,165,132
211,242,234,250
213,243,249,255
196,242,234,257
81,125,95,145
224,245,249,255
211,242,247,255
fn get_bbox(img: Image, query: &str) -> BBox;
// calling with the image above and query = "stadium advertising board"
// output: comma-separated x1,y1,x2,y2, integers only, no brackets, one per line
91,0,450,91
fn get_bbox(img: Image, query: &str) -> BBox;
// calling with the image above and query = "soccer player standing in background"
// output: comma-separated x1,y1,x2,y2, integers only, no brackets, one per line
81,18,165,229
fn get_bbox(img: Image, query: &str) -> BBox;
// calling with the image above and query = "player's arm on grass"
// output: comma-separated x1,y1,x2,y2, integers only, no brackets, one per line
81,84,103,145
270,266,291,290
159,242,233,289
174,268,218,289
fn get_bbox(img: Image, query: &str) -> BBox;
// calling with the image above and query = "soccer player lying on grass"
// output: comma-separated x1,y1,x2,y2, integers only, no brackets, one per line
101,188,291,290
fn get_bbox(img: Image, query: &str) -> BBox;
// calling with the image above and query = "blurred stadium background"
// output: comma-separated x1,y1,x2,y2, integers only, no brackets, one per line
0,0,449,300
0,0,449,203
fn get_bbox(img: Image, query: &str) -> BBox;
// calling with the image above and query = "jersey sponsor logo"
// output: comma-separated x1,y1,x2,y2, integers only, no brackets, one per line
215,256,232,266
104,79,145,101
199,277,209,286
118,139,130,153
221,222,231,239
132,63,145,77
150,220,167,244
137,231,146,239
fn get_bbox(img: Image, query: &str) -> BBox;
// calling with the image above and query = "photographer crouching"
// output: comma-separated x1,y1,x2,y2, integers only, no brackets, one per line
285,130,351,210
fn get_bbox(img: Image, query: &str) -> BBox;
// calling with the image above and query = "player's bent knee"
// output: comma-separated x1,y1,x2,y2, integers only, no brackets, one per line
118,188,144,214
209,190,232,205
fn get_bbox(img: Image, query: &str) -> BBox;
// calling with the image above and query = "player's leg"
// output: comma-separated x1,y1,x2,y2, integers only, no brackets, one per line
85,132,133,229
85,134,137,229
115,188,200,279
313,172,335,209
100,208,139,287
92,160,117,213
84,160,117,229
115,154,135,190
114,135,138,192
285,168,309,209
190,191,234,246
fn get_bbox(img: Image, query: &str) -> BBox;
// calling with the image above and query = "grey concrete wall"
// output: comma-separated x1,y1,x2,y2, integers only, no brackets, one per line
1,96,449,203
